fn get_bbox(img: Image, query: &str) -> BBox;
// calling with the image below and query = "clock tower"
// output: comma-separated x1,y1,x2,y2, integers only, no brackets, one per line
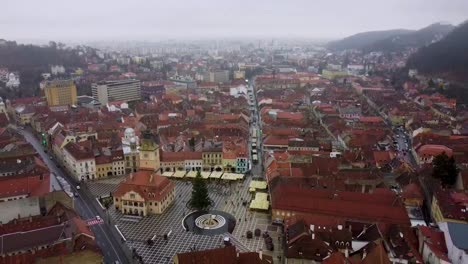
139,130,160,171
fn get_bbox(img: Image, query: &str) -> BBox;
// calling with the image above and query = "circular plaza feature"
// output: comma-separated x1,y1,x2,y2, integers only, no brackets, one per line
183,210,236,235
195,214,226,230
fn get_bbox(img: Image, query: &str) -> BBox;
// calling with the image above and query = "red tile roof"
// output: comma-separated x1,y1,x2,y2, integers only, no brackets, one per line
114,170,175,202
272,186,410,225
361,242,391,264
64,142,94,161
417,144,453,157
419,226,449,262
434,189,468,221
0,201,100,260
263,136,289,147
373,151,394,166
175,246,272,264
359,116,384,123
0,173,50,199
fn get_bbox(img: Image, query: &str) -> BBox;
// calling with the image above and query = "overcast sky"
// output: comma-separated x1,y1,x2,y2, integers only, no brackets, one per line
2,0,467,42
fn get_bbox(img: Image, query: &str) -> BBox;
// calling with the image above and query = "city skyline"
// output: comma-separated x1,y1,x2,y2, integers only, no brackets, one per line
2,0,468,43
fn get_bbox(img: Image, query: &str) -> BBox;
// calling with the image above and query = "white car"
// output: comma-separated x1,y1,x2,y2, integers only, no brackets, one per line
96,215,101,220
76,185,81,190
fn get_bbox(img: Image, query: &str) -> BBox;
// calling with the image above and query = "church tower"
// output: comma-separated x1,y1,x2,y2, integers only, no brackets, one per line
139,130,160,171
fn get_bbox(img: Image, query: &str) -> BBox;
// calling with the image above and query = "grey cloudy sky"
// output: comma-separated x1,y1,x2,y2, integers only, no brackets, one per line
2,0,467,42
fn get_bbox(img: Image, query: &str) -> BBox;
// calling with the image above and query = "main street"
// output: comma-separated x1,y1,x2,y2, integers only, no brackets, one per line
248,79,263,179
16,128,128,264
393,127,418,167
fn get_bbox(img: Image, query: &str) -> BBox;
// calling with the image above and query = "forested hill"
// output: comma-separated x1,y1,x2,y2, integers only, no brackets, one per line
328,23,454,52
327,29,413,51
407,21,468,80
0,40,85,70
0,40,88,98
364,23,454,52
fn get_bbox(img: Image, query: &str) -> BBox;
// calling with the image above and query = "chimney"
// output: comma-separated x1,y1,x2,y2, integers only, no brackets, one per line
345,248,349,258
130,173,134,180
259,250,263,260
312,233,315,240
349,225,352,233
150,173,154,183
362,249,367,260
310,224,315,232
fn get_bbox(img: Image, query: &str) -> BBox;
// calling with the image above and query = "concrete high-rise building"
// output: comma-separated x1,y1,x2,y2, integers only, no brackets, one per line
92,79,141,105
44,79,77,106
209,70,230,83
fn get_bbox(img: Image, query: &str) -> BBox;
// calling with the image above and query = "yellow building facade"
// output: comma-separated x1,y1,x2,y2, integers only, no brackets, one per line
113,171,175,216
44,80,77,106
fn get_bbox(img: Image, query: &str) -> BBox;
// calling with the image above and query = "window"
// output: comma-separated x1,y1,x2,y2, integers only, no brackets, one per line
130,193,135,199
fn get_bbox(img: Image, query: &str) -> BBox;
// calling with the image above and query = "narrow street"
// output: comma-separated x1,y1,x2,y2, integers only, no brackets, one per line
394,128,417,167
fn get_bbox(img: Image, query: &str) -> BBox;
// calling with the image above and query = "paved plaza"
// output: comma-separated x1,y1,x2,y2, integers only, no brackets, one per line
85,175,125,197
87,176,283,264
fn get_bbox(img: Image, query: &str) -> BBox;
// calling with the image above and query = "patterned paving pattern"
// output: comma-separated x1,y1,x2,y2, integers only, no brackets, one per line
88,178,283,263
86,182,120,197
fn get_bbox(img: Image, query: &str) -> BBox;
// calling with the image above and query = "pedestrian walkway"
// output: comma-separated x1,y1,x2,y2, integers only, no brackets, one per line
86,182,120,197
86,218,104,226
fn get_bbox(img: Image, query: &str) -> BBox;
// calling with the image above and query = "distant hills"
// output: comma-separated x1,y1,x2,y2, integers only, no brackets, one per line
328,23,455,52
327,29,412,51
407,21,468,79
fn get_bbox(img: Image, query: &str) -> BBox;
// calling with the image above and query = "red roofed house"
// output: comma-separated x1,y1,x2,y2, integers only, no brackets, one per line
431,189,468,224
373,151,395,168
401,183,424,208
62,141,96,181
417,226,450,264
0,156,50,202
0,202,102,264
416,144,453,164
113,170,175,216
285,220,353,263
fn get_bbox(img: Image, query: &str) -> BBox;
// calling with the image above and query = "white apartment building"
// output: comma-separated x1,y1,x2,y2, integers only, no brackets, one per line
92,79,141,105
